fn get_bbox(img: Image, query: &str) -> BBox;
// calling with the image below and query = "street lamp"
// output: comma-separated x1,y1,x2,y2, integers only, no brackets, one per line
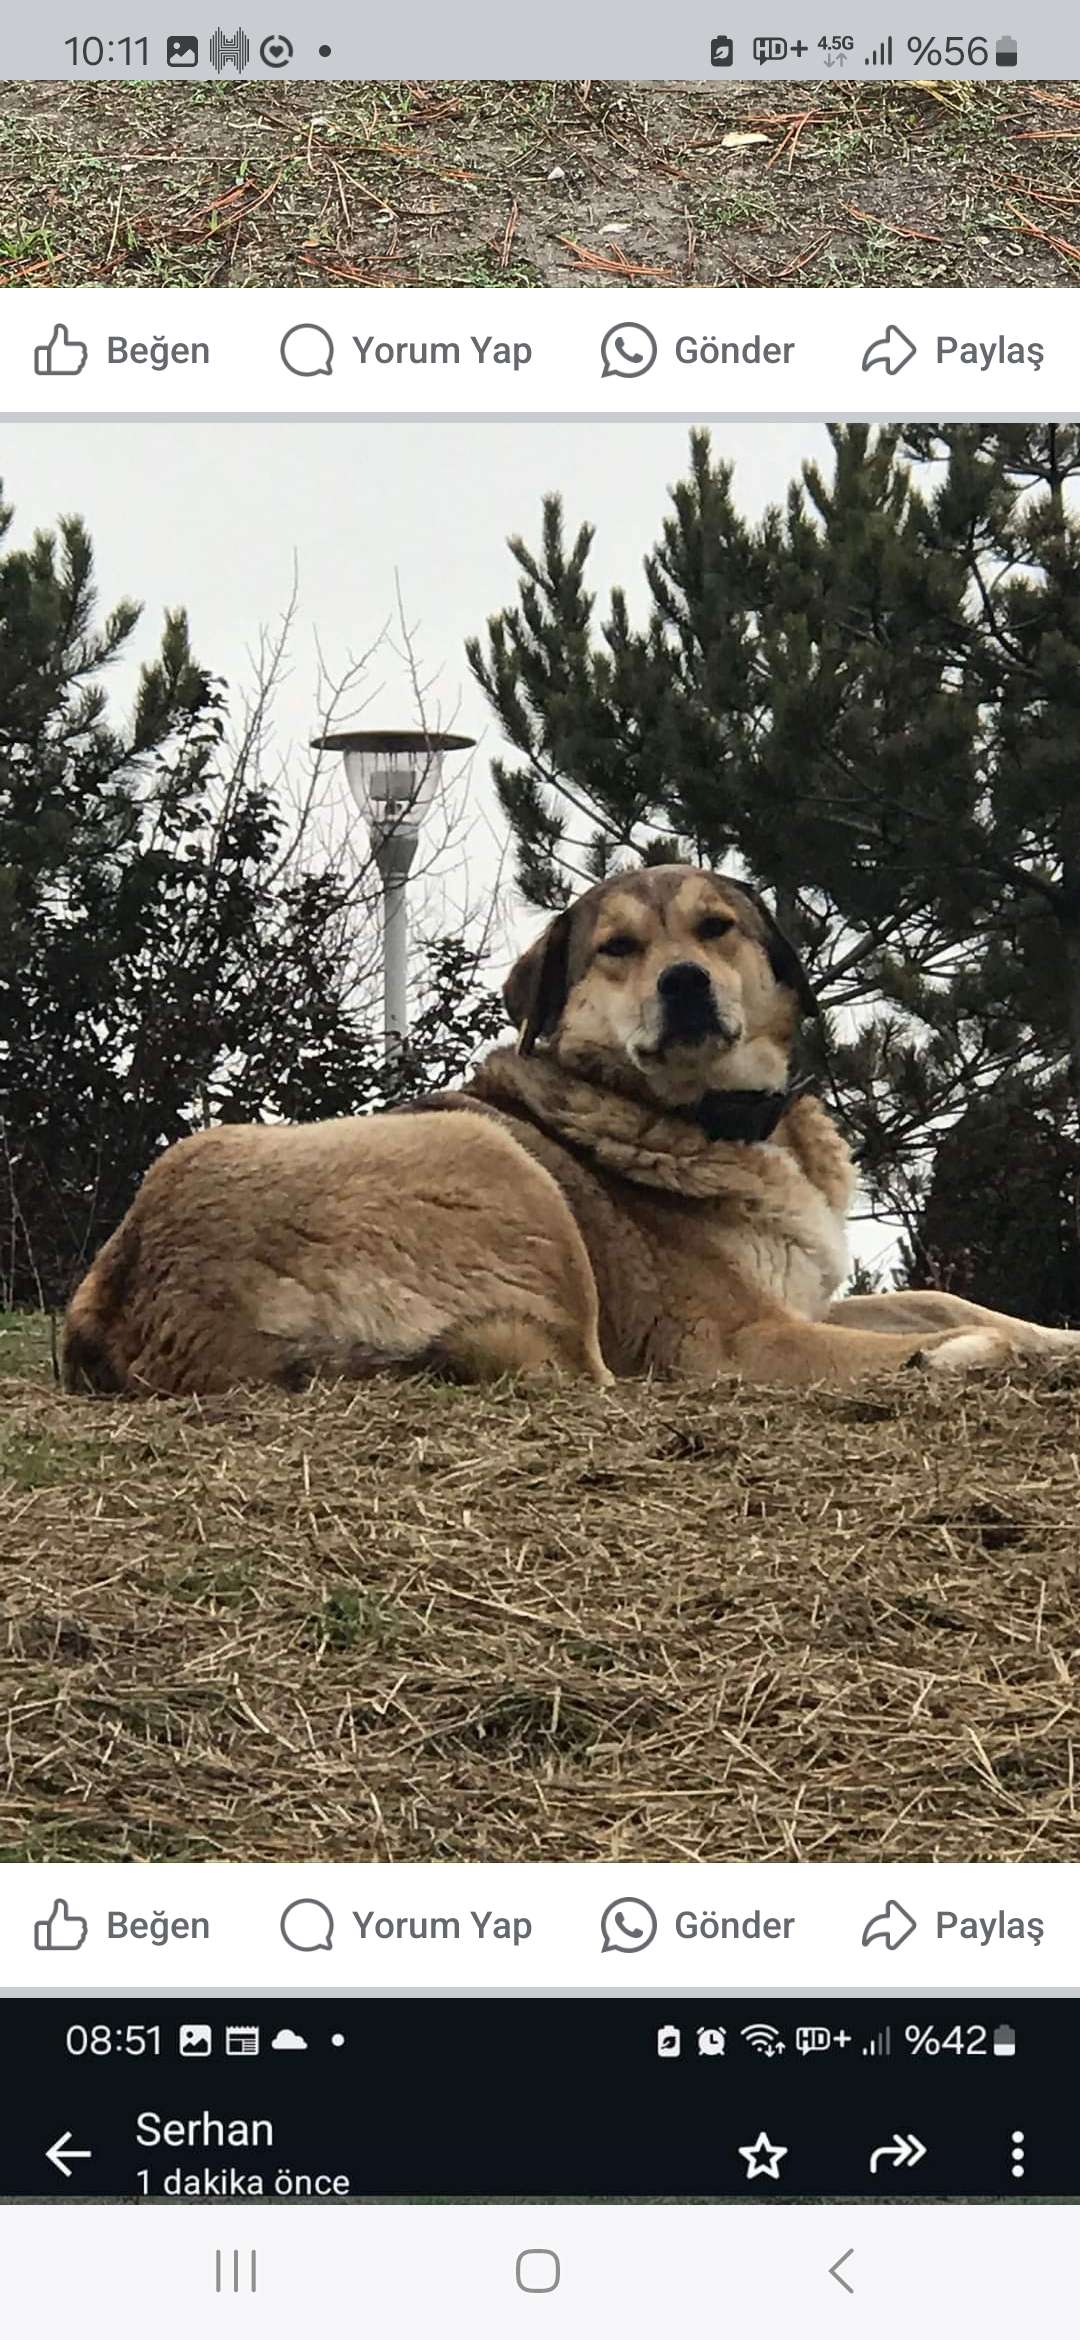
315,728,475,1060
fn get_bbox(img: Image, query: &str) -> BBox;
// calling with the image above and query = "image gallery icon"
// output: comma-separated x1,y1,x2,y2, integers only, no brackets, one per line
165,34,199,64
179,2023,213,2057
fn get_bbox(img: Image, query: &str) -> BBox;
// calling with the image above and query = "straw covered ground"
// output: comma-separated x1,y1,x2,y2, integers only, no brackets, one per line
2,1319,1079,1862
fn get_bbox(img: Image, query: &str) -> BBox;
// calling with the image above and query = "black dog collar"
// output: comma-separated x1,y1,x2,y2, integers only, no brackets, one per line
691,1075,816,1144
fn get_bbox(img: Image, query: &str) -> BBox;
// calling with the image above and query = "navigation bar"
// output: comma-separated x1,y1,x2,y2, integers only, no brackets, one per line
4,2205,1080,2337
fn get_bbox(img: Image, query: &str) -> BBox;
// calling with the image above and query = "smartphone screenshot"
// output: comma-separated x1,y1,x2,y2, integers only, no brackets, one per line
1,5,1078,2329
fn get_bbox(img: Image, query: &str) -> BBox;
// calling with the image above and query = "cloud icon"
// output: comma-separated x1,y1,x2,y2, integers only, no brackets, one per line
270,2027,308,2051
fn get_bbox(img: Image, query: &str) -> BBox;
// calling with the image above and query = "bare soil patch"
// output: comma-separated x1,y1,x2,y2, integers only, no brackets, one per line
1,78,1078,287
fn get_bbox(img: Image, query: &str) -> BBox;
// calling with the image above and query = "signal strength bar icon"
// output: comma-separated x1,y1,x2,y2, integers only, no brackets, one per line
865,36,894,64
209,24,251,71
862,2024,892,2058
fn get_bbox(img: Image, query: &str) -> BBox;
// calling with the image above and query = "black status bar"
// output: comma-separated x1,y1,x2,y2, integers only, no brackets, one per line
1,1997,1075,2200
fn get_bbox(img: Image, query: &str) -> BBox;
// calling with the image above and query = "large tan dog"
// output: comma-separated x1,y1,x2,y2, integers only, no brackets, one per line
63,865,1080,1395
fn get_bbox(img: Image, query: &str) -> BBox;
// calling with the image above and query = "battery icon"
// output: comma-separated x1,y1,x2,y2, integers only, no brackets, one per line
995,34,1019,66
993,2024,1017,2057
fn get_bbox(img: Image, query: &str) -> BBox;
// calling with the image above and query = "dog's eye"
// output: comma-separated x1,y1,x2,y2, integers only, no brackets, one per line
698,915,735,941
596,934,641,959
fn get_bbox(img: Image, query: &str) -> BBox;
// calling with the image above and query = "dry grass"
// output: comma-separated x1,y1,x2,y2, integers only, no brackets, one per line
3,1334,1080,1863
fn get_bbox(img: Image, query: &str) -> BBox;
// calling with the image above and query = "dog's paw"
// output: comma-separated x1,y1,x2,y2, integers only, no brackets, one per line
922,1330,1019,1374
925,1327,1080,1374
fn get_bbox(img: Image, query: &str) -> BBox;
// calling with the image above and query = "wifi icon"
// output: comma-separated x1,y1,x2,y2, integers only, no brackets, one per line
741,2022,785,2057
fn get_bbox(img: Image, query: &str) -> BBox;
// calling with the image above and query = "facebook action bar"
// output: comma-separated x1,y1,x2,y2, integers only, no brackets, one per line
0,1863,1070,1989
5,289,1080,419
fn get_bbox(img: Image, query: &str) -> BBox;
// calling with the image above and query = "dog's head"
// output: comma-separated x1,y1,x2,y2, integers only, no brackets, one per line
504,865,817,1108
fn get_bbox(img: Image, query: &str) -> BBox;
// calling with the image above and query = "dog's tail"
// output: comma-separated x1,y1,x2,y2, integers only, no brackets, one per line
61,1222,140,1394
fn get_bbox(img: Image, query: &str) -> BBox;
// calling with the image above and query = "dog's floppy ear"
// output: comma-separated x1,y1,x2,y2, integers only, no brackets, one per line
504,908,574,1054
728,881,819,1019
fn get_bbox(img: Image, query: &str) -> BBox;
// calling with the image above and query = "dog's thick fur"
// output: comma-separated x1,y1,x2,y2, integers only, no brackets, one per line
63,865,1080,1395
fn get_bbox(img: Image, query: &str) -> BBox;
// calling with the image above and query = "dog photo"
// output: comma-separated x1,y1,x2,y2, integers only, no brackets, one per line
2,417,1079,1863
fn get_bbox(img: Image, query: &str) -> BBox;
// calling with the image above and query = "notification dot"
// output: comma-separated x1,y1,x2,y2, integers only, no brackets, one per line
318,42,331,55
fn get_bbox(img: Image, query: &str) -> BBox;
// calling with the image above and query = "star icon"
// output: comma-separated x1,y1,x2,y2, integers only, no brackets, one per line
738,2130,788,2181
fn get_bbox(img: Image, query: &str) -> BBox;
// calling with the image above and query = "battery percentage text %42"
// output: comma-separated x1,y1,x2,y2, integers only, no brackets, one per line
905,2023,993,2056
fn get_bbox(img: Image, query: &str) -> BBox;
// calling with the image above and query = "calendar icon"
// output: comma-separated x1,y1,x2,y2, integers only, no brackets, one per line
225,2024,260,2057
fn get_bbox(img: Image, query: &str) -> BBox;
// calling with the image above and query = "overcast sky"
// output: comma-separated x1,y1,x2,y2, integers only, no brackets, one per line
5,418,918,1271
2,417,829,905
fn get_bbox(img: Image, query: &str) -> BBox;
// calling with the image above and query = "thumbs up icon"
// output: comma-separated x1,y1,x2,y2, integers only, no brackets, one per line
34,325,89,377
34,1897,89,1950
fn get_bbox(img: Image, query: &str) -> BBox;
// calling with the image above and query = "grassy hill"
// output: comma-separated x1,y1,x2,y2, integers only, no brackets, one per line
2,1312,1079,1861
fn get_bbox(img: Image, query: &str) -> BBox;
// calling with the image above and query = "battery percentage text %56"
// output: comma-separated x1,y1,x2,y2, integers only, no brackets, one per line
906,34,992,67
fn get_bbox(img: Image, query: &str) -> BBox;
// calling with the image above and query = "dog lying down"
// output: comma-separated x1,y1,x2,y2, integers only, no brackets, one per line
63,865,1080,1396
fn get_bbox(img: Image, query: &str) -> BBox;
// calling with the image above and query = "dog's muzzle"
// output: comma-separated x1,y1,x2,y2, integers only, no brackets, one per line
656,960,727,1047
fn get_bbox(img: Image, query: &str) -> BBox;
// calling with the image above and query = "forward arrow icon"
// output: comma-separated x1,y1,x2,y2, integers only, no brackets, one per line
869,2132,927,2175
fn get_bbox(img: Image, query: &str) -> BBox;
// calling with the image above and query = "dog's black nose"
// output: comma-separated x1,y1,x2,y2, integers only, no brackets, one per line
657,959,720,1042
658,960,712,1003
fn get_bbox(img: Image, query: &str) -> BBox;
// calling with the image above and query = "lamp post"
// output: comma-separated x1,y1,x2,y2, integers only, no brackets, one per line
315,728,475,1060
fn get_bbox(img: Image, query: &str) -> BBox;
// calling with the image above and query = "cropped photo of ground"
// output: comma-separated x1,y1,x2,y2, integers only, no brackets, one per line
3,1313,1079,1865
1,78,1079,288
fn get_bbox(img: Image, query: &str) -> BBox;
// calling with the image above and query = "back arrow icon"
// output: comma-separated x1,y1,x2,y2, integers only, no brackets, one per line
46,2131,93,2178
829,2249,855,2294
869,2132,926,2175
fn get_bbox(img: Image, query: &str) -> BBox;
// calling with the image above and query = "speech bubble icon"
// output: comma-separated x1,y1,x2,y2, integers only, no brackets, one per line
600,1895,658,1953
280,323,335,378
280,1896,335,1951
600,322,658,381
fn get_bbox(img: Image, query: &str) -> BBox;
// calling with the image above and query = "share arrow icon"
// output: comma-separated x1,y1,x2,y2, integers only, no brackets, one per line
861,1897,917,1950
46,2131,93,2178
869,2132,927,2176
860,324,917,374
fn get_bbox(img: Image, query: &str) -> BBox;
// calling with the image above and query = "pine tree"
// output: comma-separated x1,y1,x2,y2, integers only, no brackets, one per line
468,425,1080,1309
0,493,501,1306
904,1081,1080,1326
